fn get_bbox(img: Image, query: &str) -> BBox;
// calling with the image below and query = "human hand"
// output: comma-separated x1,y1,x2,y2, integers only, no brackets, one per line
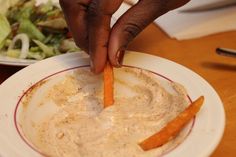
60,0,190,73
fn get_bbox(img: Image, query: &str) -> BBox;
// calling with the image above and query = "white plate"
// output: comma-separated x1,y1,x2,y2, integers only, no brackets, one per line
0,55,37,66
0,52,83,67
0,51,225,157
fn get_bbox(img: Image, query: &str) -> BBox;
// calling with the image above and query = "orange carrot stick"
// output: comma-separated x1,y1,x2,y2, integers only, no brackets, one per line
139,96,205,151
103,61,114,108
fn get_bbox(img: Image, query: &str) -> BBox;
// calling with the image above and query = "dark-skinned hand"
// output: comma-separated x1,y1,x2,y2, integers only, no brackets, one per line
60,0,190,73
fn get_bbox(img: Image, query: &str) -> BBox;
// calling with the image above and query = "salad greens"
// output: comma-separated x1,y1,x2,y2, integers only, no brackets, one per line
0,0,79,60
33,39,54,57
0,14,11,49
0,0,19,15
18,19,46,41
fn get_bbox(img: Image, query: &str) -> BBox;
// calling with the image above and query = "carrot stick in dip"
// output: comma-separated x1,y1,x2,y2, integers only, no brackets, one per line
139,96,205,151
104,61,114,108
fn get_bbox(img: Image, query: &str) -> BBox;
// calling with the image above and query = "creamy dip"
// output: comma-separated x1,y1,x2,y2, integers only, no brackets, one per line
21,67,190,157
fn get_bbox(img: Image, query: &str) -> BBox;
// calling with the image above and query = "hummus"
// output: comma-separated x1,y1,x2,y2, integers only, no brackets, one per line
20,67,190,157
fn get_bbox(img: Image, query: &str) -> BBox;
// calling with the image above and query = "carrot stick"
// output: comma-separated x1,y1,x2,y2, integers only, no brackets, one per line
139,96,205,151
103,61,114,108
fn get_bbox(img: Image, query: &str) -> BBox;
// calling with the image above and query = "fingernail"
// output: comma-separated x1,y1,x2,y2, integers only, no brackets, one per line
90,60,95,72
116,50,125,67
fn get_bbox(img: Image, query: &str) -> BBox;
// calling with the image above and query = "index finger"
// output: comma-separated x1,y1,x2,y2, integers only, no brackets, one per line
87,0,123,73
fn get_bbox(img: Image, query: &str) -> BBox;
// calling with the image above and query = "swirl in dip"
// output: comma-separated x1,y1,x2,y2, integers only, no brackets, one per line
19,67,190,157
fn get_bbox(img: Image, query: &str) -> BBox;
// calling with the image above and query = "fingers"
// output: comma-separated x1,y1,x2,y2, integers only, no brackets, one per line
87,0,123,73
60,0,190,73
108,0,190,67
60,0,123,74
108,0,167,66
60,0,91,52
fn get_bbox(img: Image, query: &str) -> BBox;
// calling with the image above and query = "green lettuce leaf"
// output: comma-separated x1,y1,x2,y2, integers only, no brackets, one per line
18,19,45,41
27,51,46,60
0,14,11,49
33,39,55,57
7,49,20,58
0,0,19,15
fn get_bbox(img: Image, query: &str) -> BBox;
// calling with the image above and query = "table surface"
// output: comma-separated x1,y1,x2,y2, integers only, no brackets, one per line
0,24,236,157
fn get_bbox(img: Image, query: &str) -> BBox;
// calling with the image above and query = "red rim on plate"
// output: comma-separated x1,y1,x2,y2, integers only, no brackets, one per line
14,65,195,157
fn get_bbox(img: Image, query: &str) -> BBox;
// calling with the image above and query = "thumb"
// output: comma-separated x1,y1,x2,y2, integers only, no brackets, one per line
108,0,190,67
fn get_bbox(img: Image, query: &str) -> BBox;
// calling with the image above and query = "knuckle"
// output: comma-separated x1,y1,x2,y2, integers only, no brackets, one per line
77,0,90,11
87,0,116,17
123,22,142,41
88,0,100,17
